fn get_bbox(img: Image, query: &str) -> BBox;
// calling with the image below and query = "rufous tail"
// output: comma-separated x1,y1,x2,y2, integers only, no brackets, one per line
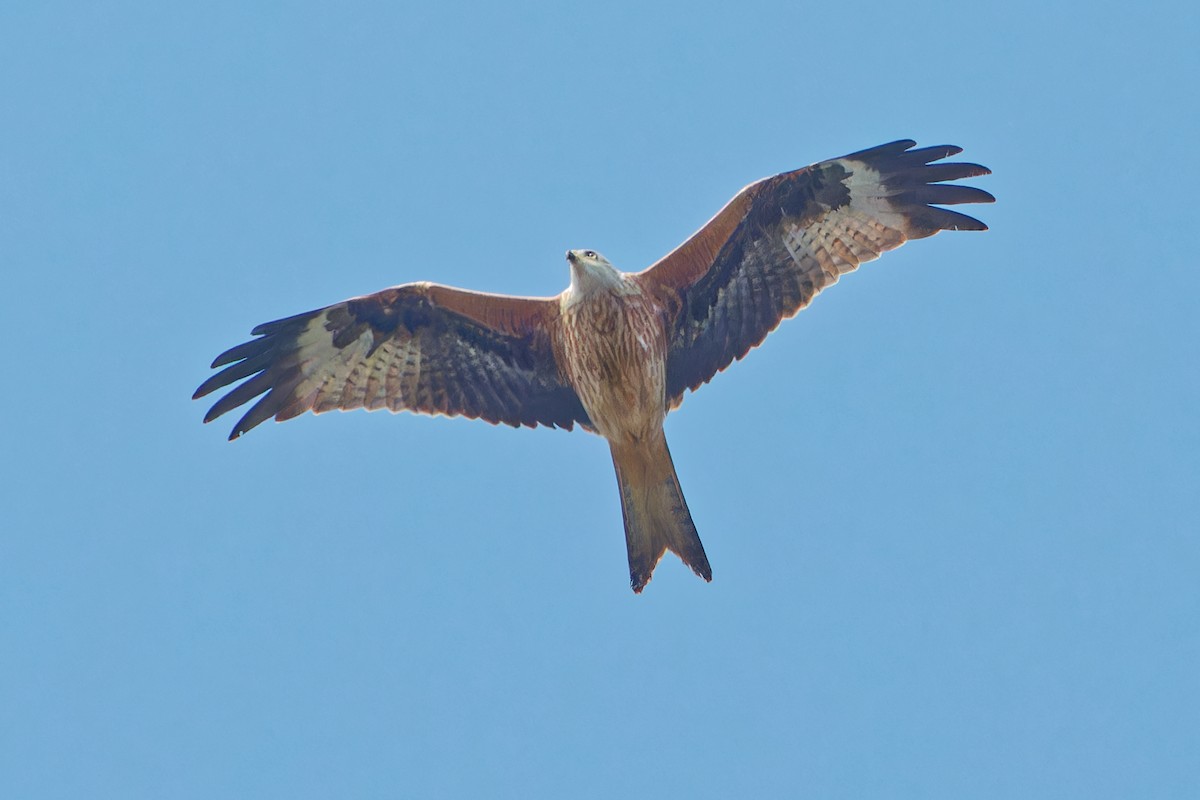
609,432,712,593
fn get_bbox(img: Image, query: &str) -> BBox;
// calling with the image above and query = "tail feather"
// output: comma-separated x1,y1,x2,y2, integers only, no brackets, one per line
610,433,712,593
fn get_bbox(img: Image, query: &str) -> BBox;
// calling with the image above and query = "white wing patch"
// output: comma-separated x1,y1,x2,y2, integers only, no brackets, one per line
779,160,909,298
297,316,363,413
840,159,911,232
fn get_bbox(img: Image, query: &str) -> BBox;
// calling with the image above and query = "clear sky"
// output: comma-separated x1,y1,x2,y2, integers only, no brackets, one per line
2,1,1197,797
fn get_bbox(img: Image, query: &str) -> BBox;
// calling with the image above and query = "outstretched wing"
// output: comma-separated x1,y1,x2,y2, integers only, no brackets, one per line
633,140,994,406
194,282,590,439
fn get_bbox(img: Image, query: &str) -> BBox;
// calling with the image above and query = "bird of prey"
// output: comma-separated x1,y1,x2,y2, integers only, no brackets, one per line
195,139,993,592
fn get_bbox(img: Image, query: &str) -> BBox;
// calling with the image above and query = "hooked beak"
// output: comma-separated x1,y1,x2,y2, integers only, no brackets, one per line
566,250,577,263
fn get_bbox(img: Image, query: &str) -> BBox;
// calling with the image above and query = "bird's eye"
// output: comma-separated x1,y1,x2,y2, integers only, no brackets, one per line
585,250,597,259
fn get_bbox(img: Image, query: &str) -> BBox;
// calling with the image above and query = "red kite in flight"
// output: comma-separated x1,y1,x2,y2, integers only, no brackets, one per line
195,139,993,592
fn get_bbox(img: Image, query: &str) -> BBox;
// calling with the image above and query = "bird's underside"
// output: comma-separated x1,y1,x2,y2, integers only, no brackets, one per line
195,139,994,593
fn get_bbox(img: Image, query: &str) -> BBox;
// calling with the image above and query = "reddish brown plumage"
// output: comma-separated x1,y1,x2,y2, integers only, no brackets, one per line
196,140,993,591
553,270,711,590
555,289,666,443
610,432,711,593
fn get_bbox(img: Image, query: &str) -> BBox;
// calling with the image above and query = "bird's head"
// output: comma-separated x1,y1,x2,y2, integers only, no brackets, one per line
565,249,622,296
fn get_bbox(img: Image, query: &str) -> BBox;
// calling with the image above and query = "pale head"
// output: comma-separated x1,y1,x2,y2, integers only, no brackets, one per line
565,249,625,297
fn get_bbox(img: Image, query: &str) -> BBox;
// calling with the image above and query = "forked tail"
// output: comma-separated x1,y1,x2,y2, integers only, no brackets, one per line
610,432,712,593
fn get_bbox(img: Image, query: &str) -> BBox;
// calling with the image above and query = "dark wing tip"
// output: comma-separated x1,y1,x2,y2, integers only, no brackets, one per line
249,308,317,337
842,139,994,237
195,309,322,438
840,139,918,161
903,206,991,237
912,143,964,160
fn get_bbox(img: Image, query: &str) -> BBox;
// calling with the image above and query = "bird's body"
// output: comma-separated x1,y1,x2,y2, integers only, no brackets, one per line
196,139,994,592
556,257,711,588
557,264,665,444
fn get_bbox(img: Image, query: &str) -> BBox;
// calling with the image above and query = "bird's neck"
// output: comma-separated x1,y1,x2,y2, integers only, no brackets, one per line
565,263,637,306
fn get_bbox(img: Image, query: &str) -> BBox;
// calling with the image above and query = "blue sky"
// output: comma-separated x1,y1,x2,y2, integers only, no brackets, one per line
2,1,1197,797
